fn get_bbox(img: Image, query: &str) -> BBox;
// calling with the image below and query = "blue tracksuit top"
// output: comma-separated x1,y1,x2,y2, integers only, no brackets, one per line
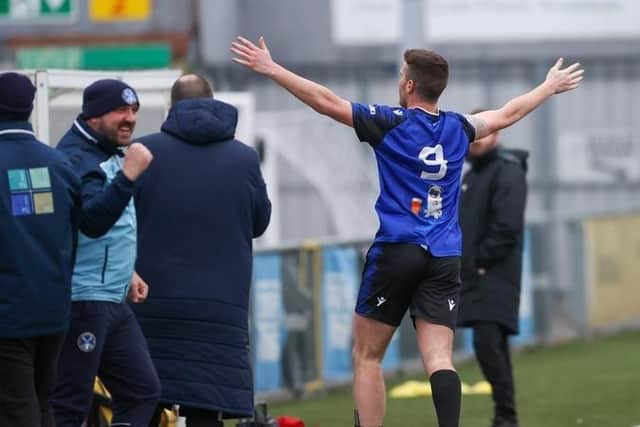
0,121,82,338
352,103,476,256
56,117,136,302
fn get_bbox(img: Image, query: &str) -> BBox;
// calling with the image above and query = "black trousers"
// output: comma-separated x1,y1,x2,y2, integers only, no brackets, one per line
0,333,65,427
52,302,160,427
472,322,517,421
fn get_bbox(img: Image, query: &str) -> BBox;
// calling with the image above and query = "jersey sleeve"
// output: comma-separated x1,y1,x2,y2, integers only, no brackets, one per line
351,102,407,147
452,113,476,143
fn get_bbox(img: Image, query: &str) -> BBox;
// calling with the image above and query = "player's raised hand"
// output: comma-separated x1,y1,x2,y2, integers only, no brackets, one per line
231,36,276,76
545,58,584,94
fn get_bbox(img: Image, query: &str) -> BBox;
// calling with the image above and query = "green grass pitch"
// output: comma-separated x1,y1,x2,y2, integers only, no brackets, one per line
257,330,640,427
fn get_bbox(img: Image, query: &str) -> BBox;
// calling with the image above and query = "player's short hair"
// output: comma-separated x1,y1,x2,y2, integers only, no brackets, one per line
171,74,214,106
403,49,449,102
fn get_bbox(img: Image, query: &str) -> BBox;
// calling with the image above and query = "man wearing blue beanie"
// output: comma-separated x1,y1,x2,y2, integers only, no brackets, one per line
0,72,82,427
51,79,160,426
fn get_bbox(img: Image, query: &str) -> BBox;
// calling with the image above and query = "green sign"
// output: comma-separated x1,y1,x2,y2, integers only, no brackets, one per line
0,0,75,22
17,47,82,69
16,44,172,70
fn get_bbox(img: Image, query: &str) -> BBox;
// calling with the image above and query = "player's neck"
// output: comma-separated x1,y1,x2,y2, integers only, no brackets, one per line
407,100,439,115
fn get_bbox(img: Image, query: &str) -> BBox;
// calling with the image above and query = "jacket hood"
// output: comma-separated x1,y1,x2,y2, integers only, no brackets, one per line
161,98,237,145
498,148,529,172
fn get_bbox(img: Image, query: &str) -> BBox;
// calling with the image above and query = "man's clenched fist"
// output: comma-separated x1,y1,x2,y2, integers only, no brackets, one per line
122,142,153,181
128,271,149,303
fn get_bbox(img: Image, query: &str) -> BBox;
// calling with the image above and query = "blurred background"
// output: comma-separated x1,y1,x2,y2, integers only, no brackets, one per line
2,0,639,424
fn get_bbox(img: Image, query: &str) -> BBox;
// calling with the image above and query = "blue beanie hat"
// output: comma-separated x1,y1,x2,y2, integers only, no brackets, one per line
0,72,36,117
82,79,140,119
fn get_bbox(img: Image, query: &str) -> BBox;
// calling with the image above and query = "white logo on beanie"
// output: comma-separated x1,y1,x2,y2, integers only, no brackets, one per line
121,88,138,105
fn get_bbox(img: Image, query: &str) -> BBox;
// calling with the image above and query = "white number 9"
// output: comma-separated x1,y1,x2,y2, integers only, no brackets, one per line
419,144,447,180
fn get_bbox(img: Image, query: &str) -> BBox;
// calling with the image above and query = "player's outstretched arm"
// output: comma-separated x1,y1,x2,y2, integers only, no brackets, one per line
469,58,584,140
231,36,353,127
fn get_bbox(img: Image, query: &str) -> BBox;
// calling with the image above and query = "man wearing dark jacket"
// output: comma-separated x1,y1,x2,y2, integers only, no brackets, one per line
0,72,82,427
457,125,528,427
133,74,271,427
51,79,160,427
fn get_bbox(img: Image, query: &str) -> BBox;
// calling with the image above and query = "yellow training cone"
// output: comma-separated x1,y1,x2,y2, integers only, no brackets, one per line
389,380,492,399
467,381,492,395
389,380,432,398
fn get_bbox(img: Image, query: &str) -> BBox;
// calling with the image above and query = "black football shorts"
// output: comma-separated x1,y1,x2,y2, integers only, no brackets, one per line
355,242,461,330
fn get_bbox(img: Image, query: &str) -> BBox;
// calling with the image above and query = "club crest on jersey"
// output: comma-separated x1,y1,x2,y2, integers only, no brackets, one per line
77,332,97,352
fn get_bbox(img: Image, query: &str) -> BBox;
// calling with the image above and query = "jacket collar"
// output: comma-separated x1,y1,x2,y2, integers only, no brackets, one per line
72,116,124,157
0,121,36,139
161,98,238,145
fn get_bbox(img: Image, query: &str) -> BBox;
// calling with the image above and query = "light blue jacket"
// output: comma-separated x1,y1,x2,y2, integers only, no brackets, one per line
57,118,136,302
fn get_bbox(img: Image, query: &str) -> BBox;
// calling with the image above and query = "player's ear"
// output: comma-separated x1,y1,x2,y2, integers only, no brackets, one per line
406,79,415,94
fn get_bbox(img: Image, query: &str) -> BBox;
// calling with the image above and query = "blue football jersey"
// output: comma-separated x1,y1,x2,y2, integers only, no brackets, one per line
352,102,475,256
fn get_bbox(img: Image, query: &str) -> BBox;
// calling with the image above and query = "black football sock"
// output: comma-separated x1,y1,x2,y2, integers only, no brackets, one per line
430,369,461,427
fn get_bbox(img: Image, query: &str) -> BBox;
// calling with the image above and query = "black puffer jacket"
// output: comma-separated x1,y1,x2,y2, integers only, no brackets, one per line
133,99,271,417
457,147,528,334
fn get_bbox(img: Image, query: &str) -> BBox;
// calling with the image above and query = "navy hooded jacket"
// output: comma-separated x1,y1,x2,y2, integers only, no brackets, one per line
0,121,81,338
133,98,271,417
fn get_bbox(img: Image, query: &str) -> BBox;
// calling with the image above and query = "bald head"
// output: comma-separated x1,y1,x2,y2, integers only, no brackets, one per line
170,74,214,106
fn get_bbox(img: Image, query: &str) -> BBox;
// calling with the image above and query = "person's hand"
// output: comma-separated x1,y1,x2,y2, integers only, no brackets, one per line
122,143,153,182
231,36,277,77
545,58,584,94
128,271,149,303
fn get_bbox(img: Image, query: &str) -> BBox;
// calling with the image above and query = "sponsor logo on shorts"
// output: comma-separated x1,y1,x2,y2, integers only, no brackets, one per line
376,296,387,307
448,298,456,312
77,332,97,353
